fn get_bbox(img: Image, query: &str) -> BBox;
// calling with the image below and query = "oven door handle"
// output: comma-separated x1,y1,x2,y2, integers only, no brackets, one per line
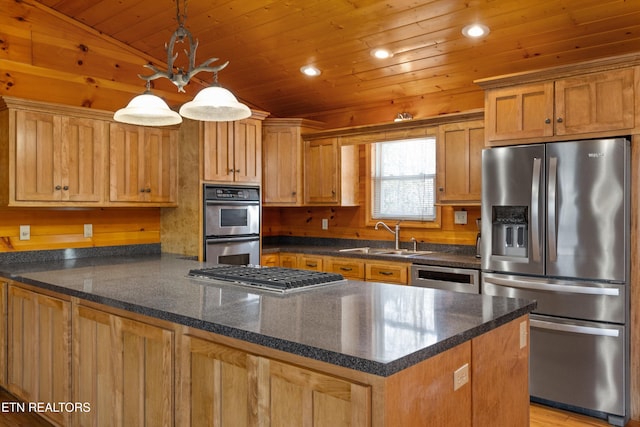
206,236,259,244
530,319,620,337
205,200,259,206
484,276,619,296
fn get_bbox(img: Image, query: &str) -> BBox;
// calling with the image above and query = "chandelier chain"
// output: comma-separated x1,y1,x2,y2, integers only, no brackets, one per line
176,0,188,27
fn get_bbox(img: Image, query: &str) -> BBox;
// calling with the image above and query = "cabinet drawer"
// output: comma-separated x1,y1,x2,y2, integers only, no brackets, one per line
366,262,409,284
326,258,365,280
297,255,324,271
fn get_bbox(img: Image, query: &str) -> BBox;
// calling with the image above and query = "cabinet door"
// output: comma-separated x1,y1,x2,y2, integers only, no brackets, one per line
304,138,339,204
15,110,61,201
437,120,484,203
177,335,264,427
110,123,145,202
233,119,262,183
143,127,178,203
62,117,105,202
266,358,371,427
485,83,554,142
203,122,235,182
109,124,177,204
263,126,301,204
555,68,635,136
73,305,174,427
7,285,71,426
325,257,365,280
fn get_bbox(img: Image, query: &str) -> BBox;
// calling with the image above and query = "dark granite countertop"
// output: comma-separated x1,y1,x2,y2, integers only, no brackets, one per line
263,244,481,269
0,253,533,377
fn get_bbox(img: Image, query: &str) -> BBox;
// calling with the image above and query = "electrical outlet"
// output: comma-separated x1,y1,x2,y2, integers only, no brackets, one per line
520,321,528,349
454,363,469,390
19,225,30,241
322,218,329,230
84,224,93,238
454,211,468,225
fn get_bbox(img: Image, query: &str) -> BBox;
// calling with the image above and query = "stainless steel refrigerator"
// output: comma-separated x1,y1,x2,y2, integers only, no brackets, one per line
480,138,630,426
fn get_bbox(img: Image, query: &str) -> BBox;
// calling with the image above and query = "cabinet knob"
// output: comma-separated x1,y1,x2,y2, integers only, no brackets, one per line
63,186,69,191
557,117,564,123
228,168,234,173
146,188,151,193
235,169,241,173
140,189,145,193
545,118,551,124
55,185,62,190
438,187,444,192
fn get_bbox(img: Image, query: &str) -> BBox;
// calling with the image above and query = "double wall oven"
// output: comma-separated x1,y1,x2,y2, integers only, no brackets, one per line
203,184,260,266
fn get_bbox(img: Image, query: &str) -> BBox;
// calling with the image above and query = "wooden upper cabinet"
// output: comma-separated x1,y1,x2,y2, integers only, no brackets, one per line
14,110,106,204
437,120,484,203
482,66,637,144
555,68,635,135
203,117,265,184
485,83,554,142
262,118,325,206
109,123,178,205
303,137,359,206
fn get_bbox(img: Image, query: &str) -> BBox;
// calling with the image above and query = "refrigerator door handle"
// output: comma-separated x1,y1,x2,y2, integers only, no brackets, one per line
530,319,620,337
484,275,620,296
548,157,558,261
531,157,542,262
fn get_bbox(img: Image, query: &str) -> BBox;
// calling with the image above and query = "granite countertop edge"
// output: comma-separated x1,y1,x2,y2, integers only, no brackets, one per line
262,245,481,269
12,272,534,377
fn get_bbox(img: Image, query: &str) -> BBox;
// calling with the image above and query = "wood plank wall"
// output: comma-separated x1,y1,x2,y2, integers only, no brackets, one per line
263,145,480,246
0,207,160,252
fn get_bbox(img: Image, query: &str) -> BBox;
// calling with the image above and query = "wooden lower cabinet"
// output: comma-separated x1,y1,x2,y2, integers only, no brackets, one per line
267,359,371,427
177,333,371,427
7,284,71,427
177,335,263,427
366,261,410,284
261,253,279,267
72,305,173,427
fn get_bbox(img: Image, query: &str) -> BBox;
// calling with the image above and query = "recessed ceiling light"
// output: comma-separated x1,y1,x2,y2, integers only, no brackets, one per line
462,24,490,38
371,48,393,59
300,65,321,76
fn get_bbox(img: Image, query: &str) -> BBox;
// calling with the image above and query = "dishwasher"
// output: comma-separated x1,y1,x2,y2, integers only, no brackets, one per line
410,264,480,294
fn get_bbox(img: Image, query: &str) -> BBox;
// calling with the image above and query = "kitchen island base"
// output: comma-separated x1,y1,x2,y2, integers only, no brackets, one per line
1,279,529,427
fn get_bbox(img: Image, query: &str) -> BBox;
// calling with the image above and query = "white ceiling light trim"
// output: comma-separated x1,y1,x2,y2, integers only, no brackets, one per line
462,24,490,38
113,0,250,126
371,48,393,59
300,65,321,76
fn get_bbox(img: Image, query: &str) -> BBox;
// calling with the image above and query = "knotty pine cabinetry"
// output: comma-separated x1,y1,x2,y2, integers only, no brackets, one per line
303,137,359,206
478,65,638,145
72,304,173,427
7,283,71,427
276,252,410,285
0,96,179,207
109,123,178,205
203,117,266,183
0,277,529,426
437,120,484,204
262,118,325,206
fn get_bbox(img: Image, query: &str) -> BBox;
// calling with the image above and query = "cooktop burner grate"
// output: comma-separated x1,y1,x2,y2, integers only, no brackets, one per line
188,265,346,293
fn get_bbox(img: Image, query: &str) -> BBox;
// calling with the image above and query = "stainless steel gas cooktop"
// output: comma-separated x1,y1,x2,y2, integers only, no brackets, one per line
188,265,346,293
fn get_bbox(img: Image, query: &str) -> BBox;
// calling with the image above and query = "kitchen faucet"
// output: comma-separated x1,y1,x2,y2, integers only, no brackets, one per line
374,221,400,250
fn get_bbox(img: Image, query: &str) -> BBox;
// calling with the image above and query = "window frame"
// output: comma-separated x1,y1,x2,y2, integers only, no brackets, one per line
365,138,442,229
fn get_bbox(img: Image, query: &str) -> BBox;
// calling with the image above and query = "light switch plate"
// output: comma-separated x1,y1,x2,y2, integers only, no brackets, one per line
84,224,93,238
322,219,329,230
520,321,528,349
454,211,468,225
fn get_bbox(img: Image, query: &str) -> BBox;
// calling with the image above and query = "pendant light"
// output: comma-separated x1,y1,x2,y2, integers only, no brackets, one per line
113,0,250,126
114,82,182,126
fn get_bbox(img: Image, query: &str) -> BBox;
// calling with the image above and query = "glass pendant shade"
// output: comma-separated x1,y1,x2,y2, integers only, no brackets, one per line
114,93,182,126
179,85,251,121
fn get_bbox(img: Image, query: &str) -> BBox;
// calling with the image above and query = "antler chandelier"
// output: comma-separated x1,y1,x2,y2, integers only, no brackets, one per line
114,0,251,126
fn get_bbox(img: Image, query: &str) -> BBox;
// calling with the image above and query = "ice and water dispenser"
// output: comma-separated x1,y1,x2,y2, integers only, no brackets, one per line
491,206,528,258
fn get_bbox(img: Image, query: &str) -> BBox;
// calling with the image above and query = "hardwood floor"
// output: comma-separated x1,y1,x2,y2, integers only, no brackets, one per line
0,387,637,427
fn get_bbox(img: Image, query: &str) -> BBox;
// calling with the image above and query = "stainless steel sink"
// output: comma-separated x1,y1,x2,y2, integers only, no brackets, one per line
338,247,434,257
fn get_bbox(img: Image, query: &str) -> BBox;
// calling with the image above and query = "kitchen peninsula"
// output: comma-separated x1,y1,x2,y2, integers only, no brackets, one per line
0,253,535,427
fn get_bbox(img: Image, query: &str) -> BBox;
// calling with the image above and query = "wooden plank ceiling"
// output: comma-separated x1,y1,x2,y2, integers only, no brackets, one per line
36,0,640,123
